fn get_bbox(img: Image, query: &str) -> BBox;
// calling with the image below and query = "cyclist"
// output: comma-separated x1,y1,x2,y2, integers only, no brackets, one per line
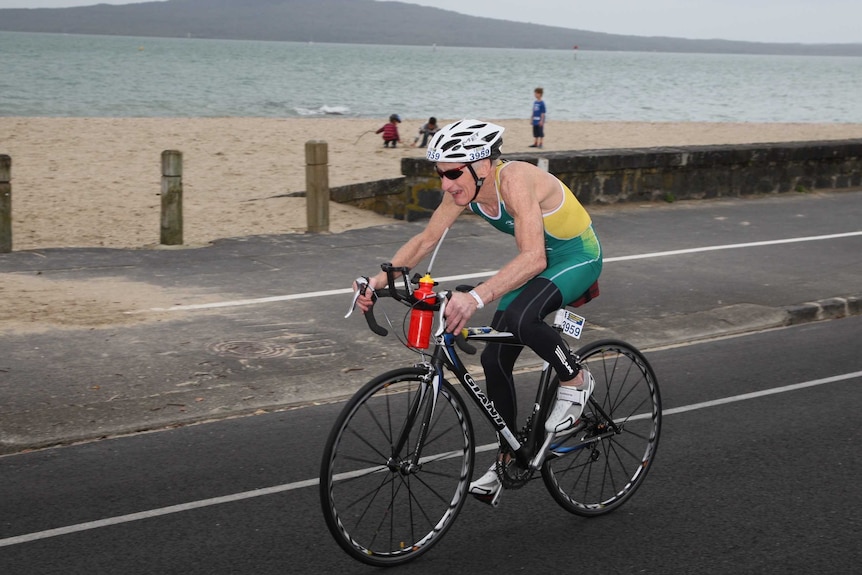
353,119,602,498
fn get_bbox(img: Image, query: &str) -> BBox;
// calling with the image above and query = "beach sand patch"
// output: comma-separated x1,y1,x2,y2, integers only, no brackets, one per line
3,117,862,252
0,273,201,333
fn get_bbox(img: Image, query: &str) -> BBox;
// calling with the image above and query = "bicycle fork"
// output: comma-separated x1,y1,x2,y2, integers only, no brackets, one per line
387,364,441,475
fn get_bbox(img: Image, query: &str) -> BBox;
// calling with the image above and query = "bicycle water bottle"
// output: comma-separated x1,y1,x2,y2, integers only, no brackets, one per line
407,274,436,349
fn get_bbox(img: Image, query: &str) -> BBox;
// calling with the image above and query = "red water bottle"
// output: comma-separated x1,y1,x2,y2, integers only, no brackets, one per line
407,273,436,349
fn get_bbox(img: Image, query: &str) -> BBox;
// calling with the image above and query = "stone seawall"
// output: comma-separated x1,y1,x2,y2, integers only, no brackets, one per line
329,139,862,221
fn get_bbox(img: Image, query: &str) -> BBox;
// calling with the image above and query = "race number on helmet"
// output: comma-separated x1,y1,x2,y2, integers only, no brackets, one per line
426,119,504,163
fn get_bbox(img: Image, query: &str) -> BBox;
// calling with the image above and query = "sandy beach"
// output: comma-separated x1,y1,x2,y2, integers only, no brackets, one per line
4,117,862,252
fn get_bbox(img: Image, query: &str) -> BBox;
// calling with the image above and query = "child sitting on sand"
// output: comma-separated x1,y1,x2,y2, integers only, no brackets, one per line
376,114,402,148
411,116,439,148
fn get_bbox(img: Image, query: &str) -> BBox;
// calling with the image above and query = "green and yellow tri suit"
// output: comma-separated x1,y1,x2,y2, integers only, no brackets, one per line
468,161,602,310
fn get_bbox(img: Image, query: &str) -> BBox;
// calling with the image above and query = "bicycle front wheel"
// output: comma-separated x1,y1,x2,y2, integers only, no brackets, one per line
319,367,474,567
542,339,661,516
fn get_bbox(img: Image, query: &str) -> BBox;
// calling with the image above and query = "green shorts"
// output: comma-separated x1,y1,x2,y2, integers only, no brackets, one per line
498,225,602,310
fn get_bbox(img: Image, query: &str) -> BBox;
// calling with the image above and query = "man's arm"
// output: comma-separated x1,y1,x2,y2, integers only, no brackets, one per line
367,192,464,289
472,167,546,305
442,164,548,332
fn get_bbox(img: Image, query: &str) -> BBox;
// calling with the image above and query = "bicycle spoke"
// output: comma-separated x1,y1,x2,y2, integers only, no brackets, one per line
320,368,474,566
343,425,391,463
543,340,661,516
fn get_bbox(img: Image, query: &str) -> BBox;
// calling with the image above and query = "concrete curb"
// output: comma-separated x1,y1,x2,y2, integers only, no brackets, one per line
785,294,862,325
617,294,862,351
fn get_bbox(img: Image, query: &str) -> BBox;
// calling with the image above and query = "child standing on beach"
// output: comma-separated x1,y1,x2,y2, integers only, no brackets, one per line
530,87,546,148
376,114,402,148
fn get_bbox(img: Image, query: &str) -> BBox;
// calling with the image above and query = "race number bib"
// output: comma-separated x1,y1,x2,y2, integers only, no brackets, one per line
553,309,586,340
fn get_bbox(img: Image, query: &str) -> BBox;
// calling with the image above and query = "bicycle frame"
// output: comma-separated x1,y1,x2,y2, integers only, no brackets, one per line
398,322,559,474
351,262,616,478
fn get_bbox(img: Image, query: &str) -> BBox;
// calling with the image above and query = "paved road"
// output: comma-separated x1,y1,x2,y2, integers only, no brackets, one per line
0,190,860,455
1,316,860,574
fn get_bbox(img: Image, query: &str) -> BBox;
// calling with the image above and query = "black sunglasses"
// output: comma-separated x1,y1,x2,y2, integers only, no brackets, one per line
436,164,469,180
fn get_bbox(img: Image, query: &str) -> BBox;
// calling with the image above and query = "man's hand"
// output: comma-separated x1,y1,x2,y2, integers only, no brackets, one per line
443,291,481,334
353,277,378,313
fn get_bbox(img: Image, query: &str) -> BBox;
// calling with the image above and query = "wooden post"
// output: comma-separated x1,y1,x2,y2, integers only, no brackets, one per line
0,155,11,253
160,150,183,245
305,140,329,233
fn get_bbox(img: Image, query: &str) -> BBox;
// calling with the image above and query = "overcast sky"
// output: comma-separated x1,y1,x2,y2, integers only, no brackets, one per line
2,0,860,45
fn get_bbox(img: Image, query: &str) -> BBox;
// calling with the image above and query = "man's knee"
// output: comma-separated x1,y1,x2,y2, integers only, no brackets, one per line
501,302,544,340
500,304,527,328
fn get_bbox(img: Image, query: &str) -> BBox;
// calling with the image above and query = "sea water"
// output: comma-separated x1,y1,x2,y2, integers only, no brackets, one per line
2,31,861,122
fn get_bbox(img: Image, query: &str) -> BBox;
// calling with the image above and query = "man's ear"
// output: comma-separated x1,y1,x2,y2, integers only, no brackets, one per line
476,158,494,178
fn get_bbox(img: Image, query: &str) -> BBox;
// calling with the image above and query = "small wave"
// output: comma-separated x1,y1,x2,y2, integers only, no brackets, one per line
294,105,351,116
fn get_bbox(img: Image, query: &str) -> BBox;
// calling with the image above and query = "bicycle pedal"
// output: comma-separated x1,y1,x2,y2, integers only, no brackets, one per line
471,488,503,508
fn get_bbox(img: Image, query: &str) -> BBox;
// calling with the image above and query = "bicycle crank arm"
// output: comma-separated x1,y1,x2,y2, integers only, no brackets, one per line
529,432,557,470
471,488,503,508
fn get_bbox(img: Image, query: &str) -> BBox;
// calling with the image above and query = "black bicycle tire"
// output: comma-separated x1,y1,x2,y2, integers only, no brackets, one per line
541,339,661,516
319,367,475,566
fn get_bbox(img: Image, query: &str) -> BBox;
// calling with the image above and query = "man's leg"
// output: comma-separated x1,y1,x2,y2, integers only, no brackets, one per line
499,277,592,432
470,310,522,499
480,310,522,430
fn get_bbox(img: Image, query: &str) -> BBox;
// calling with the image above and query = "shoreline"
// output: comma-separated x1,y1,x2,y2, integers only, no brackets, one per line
3,117,862,251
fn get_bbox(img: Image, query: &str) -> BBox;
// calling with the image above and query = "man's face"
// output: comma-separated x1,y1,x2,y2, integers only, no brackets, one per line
436,162,474,206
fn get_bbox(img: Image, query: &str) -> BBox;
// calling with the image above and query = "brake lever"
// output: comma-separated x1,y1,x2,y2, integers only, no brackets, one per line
434,291,450,337
345,276,372,318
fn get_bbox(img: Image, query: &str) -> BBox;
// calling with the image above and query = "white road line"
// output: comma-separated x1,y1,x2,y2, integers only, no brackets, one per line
0,479,317,548
2,369,859,548
607,231,862,262
141,231,862,312
661,371,862,415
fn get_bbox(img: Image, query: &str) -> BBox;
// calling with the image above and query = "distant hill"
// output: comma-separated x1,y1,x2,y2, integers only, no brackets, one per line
1,0,860,56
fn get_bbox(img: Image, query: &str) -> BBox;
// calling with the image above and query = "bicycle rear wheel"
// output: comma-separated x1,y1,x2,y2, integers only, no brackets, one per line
319,367,474,566
542,339,661,516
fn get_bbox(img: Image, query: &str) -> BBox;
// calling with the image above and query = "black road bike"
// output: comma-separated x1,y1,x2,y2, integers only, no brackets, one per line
320,257,661,567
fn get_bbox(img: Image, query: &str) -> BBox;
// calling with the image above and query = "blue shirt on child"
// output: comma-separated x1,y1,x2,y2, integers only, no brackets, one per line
532,100,546,125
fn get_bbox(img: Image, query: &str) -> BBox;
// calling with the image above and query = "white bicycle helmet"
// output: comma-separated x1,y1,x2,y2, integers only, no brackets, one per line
426,119,504,163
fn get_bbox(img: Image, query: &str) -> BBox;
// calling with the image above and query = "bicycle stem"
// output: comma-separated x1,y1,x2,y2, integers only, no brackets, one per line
434,292,450,338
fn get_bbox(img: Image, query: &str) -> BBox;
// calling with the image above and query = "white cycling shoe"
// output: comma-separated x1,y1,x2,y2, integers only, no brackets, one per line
468,463,501,497
545,370,595,434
